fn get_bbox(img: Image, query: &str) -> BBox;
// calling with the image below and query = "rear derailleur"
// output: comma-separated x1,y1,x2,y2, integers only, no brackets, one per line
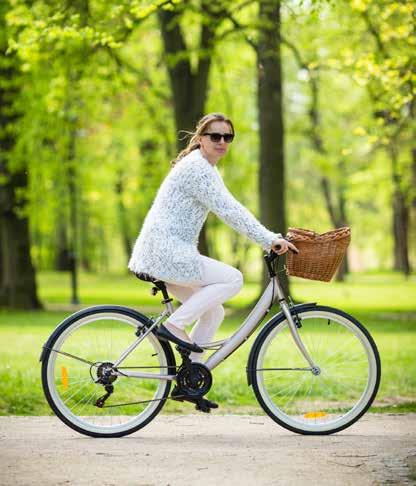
93,361,117,408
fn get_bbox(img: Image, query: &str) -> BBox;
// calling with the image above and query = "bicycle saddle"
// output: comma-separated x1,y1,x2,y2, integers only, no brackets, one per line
134,272,162,284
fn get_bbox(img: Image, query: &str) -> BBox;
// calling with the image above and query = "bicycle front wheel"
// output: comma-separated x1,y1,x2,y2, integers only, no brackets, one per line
250,305,380,435
41,307,175,437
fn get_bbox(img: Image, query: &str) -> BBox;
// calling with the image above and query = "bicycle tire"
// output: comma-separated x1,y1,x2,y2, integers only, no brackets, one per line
41,306,176,438
249,305,380,435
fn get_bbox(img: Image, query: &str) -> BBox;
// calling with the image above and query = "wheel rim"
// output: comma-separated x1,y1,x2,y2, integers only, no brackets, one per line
256,311,378,432
46,313,170,434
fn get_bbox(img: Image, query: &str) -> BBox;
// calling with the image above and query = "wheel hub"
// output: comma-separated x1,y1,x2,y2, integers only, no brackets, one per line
311,366,321,376
95,362,118,385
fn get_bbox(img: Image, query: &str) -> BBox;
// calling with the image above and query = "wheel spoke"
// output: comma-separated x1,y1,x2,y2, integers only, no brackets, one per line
48,348,97,366
253,308,380,434
42,311,171,437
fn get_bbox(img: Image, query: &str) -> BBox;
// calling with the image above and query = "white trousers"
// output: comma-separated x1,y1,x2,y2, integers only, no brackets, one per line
164,255,244,362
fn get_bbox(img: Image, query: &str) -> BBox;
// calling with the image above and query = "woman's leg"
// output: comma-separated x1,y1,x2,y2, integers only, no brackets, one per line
189,306,225,362
165,282,225,362
164,255,243,353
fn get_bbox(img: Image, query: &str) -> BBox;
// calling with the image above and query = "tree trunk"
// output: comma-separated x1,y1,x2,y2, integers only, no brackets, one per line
257,0,288,295
335,177,349,281
0,225,2,293
115,170,133,264
0,5,41,309
55,223,71,271
321,173,349,281
158,4,218,258
158,7,212,148
412,147,416,209
0,170,41,309
79,205,92,272
67,136,80,304
392,188,410,275
391,144,410,275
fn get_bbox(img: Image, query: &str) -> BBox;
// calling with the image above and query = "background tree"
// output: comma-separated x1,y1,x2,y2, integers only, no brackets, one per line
337,0,415,275
257,0,287,292
0,1,40,309
1,0,414,312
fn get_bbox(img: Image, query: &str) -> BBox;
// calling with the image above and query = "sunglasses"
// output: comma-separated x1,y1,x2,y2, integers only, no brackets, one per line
202,132,235,143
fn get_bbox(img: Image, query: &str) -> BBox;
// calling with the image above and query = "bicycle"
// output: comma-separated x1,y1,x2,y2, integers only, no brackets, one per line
40,250,381,438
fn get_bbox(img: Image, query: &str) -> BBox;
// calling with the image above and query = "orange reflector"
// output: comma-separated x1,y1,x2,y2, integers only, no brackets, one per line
304,412,327,419
61,366,69,389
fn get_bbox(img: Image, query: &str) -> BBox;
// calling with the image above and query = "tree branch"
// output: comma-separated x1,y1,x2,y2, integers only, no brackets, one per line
361,10,388,58
223,12,258,52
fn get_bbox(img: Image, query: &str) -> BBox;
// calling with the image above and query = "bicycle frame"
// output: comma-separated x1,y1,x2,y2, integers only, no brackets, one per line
114,267,318,382
39,251,381,437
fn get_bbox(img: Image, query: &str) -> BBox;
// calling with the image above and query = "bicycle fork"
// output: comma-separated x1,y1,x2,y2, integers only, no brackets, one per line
274,281,320,374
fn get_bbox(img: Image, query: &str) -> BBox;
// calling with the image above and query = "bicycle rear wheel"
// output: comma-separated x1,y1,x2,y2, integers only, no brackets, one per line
41,307,175,437
250,305,380,435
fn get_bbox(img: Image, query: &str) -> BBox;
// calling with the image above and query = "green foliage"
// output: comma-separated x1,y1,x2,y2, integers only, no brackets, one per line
0,0,414,277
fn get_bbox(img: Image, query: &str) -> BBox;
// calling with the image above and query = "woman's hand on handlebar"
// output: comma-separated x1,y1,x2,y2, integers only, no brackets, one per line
271,238,299,255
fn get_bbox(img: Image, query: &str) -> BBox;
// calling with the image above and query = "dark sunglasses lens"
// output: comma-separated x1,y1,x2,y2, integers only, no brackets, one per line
209,133,234,143
210,133,222,142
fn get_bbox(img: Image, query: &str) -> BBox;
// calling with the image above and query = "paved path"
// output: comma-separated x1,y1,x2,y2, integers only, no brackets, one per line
1,414,415,485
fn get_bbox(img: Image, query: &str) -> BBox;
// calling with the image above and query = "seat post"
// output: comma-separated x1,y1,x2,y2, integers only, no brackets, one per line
155,281,172,302
134,272,174,314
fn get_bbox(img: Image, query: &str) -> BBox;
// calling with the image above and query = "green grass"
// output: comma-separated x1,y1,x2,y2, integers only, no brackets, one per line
37,269,416,312
0,270,415,415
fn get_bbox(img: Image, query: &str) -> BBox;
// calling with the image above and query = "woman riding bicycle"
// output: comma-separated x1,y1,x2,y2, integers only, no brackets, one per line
41,116,379,438
128,112,298,362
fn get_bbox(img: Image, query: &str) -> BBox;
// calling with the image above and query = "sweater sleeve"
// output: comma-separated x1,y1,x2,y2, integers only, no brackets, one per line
182,158,282,250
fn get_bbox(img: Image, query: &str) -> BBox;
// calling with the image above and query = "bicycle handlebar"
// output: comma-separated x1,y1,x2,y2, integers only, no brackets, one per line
264,240,299,272
264,245,297,265
268,245,298,256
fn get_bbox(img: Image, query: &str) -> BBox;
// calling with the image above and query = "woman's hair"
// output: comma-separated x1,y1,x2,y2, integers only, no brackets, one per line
170,112,235,167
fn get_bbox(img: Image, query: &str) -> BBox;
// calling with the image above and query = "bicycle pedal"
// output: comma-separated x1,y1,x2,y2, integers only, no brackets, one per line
196,397,218,413
195,402,211,413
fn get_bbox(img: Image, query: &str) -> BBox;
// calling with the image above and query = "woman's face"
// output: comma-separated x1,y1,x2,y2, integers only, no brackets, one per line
198,120,233,165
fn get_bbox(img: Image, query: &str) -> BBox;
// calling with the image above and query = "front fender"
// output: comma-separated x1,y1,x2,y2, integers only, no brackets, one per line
246,302,317,386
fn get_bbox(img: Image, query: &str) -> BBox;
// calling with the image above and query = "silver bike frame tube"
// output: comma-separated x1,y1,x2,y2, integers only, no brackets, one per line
111,274,316,379
204,277,278,370
108,281,277,379
113,370,174,381
204,276,317,371
113,310,169,368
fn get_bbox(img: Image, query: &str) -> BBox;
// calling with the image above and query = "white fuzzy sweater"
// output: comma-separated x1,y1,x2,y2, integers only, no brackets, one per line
128,149,281,283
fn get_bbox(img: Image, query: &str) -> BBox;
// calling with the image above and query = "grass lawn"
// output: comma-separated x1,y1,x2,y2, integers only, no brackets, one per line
0,270,415,415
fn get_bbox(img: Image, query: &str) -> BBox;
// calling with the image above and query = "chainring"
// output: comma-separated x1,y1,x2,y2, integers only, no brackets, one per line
176,363,212,397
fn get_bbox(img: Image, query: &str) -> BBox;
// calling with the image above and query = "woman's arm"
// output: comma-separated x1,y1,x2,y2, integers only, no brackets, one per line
182,158,282,250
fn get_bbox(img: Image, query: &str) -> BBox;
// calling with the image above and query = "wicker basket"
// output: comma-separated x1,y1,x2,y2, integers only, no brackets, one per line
286,227,351,282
